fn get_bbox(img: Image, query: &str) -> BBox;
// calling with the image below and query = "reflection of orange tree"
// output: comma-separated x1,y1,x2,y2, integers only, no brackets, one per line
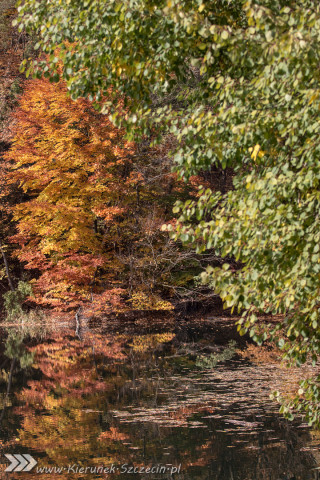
10,331,184,477
12,331,130,477
5,330,318,480
128,333,175,353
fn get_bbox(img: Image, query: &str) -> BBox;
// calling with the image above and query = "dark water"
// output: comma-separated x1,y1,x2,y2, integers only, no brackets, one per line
0,319,320,479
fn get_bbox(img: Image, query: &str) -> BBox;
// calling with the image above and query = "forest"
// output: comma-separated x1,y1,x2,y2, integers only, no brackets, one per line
1,2,320,478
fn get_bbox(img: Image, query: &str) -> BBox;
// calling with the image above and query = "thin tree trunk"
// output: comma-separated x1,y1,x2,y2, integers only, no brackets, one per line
0,241,14,291
75,307,82,340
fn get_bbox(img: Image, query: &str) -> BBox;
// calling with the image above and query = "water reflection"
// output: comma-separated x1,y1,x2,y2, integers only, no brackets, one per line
0,321,319,479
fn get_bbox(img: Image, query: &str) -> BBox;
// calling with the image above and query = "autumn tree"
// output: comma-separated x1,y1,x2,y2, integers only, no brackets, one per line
5,77,209,311
5,78,138,308
6,80,136,308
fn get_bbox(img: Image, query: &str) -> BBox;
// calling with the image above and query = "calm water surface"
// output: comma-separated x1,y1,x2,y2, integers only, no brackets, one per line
0,319,319,479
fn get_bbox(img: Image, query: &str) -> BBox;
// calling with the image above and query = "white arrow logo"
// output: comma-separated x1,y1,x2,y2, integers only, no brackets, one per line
4,453,37,472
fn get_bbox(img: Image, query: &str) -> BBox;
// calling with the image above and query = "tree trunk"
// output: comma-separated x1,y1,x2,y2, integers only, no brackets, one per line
0,241,14,291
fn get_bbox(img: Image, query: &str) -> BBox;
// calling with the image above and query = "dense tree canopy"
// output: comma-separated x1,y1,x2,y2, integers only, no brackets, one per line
12,0,320,422
4,75,210,311
5,77,136,307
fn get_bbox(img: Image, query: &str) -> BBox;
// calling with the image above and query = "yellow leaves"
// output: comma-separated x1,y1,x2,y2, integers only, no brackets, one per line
42,240,59,255
308,91,320,106
44,395,61,410
248,144,264,161
129,333,175,353
129,292,174,311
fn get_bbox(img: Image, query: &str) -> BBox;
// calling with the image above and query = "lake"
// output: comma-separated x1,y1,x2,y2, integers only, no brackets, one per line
0,316,319,479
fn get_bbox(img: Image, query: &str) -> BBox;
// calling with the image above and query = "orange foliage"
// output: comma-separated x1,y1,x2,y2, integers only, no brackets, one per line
4,74,203,312
5,78,136,308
